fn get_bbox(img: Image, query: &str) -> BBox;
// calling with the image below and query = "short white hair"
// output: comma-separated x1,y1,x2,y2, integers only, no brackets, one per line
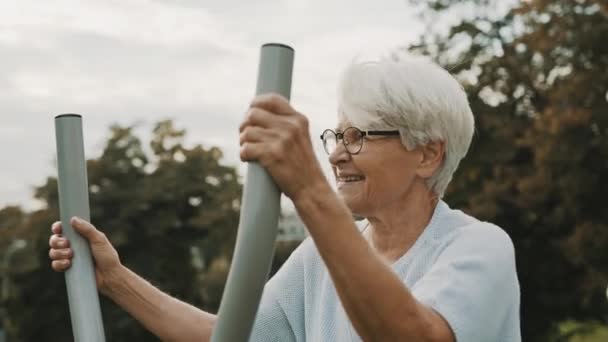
337,52,475,197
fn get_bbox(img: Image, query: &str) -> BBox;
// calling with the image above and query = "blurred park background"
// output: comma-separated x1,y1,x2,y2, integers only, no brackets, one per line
1,0,607,341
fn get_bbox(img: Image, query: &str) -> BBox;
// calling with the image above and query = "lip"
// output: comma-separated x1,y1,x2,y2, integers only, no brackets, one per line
336,170,364,178
335,174,365,187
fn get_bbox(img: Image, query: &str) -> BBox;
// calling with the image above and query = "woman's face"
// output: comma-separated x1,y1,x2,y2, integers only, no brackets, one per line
328,121,423,217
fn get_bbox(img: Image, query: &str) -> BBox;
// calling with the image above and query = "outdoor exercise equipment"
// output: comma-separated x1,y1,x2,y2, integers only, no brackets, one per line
55,42,293,342
211,43,294,342
55,114,106,342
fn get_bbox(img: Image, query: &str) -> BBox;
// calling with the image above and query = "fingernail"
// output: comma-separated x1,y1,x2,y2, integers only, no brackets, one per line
72,217,81,224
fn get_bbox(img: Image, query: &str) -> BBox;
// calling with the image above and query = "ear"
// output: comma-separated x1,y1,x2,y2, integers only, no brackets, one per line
416,141,445,179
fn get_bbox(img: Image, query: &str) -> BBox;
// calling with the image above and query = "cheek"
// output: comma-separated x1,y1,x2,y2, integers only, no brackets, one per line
364,171,403,200
363,160,417,201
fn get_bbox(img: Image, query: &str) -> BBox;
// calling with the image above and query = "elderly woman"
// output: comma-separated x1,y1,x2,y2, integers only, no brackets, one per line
49,54,520,341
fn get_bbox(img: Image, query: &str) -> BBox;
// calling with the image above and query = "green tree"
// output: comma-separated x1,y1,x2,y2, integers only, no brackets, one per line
409,0,608,339
2,120,243,341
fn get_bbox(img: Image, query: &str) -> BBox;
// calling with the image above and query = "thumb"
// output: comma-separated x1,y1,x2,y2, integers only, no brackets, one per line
70,217,105,244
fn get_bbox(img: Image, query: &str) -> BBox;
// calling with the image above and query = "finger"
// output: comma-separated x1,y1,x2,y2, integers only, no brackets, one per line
49,248,73,260
52,259,71,272
240,142,265,163
51,221,63,235
70,217,105,244
239,107,276,132
250,93,293,115
49,234,70,249
239,126,277,146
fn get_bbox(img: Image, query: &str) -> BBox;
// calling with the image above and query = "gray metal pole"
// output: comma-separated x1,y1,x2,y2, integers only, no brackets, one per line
211,43,294,342
55,114,106,342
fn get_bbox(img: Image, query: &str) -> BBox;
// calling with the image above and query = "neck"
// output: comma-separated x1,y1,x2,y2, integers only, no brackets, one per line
364,184,438,263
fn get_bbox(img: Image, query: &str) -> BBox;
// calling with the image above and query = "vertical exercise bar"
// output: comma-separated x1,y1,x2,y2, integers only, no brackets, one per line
55,114,106,342
211,43,294,342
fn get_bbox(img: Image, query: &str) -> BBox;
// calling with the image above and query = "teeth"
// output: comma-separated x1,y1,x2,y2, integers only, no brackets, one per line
340,176,364,182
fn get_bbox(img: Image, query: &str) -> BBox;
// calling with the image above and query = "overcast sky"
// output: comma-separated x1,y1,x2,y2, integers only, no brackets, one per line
0,0,424,210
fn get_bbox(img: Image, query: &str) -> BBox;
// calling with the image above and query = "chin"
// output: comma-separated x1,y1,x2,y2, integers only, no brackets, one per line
339,193,367,217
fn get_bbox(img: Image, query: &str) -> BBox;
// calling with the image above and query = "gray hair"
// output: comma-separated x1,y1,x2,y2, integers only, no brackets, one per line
337,52,475,197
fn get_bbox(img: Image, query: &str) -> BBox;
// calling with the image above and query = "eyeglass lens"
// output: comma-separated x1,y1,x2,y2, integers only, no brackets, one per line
322,127,363,155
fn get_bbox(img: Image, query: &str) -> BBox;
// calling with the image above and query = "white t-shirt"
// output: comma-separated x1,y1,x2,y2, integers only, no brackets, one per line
249,201,521,341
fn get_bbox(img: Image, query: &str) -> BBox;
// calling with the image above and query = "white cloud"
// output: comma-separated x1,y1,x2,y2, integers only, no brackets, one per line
0,0,423,209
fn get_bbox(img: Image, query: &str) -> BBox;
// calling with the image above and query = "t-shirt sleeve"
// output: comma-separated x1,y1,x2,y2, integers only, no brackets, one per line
248,240,308,342
411,224,520,342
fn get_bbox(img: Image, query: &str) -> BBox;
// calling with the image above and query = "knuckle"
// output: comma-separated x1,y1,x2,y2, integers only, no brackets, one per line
50,235,60,247
286,121,298,135
242,126,252,138
298,114,309,129
271,143,284,158
277,131,290,145
248,108,260,120
239,131,246,145
290,114,306,131
97,231,107,242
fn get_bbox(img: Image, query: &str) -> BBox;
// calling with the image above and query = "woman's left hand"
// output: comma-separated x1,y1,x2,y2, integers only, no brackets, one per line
239,94,327,201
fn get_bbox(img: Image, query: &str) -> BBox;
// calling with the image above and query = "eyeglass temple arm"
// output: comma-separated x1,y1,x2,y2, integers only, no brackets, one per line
365,130,400,136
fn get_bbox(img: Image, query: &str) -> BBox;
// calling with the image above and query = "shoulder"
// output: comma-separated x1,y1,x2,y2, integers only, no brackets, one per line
454,221,516,259
457,219,513,243
433,203,516,264
436,220,518,286
426,202,517,270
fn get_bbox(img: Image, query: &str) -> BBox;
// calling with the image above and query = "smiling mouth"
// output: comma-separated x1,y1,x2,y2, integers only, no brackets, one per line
337,175,365,184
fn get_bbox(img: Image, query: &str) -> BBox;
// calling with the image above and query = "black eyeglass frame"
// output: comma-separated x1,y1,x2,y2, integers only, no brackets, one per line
320,127,400,155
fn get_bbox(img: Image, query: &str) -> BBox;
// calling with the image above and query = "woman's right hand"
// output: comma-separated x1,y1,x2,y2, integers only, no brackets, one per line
49,217,122,295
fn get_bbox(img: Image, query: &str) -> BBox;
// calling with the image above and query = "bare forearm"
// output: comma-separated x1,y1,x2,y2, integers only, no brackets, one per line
104,265,216,342
294,185,447,341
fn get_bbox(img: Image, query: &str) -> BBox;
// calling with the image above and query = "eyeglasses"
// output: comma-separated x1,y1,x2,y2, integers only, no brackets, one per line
320,127,400,155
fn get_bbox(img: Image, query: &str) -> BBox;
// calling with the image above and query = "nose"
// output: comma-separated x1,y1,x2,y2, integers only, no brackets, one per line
328,141,351,166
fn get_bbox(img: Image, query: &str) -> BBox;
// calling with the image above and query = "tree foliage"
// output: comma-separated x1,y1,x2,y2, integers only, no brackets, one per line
409,0,608,339
1,120,244,341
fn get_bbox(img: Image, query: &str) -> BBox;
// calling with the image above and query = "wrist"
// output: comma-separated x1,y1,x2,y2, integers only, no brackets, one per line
292,179,333,210
100,263,129,298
